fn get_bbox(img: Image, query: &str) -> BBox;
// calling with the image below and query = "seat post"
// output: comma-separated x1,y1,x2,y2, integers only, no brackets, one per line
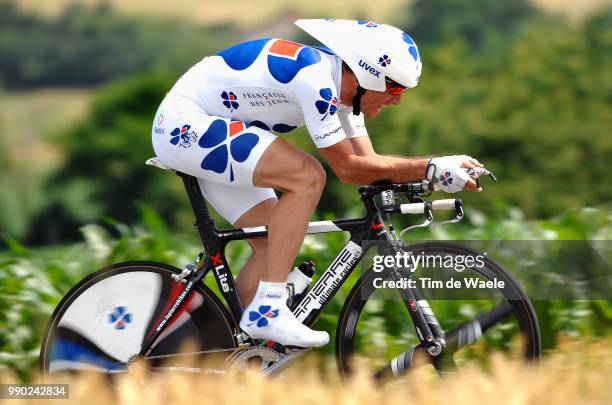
177,172,218,247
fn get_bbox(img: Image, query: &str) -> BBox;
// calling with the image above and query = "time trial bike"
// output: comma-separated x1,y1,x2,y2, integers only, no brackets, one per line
40,157,541,382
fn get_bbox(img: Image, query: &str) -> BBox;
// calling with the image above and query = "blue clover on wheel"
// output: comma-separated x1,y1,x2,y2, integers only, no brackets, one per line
247,305,279,327
315,88,338,121
221,91,239,111
439,171,454,187
108,306,132,330
402,32,421,62
378,54,391,67
198,120,259,182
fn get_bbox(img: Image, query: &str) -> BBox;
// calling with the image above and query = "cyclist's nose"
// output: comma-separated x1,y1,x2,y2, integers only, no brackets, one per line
382,94,401,107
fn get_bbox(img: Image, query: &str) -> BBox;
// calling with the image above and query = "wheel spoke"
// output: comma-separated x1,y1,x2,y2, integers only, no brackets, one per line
373,345,428,380
445,302,513,352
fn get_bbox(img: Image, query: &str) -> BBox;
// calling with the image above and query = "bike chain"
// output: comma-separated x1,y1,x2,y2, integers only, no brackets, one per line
144,347,237,360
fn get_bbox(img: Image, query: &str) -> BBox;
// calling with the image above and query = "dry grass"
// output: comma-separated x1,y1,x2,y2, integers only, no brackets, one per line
14,0,611,26
3,338,611,404
0,88,91,171
532,0,611,22
13,0,408,26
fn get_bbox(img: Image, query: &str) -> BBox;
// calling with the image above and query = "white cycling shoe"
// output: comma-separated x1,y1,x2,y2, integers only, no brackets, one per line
239,281,329,348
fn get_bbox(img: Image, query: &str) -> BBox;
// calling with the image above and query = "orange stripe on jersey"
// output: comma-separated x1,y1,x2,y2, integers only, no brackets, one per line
269,39,303,58
229,121,245,137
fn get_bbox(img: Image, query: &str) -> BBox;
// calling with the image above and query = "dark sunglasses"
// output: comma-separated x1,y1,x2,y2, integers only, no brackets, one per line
385,77,407,95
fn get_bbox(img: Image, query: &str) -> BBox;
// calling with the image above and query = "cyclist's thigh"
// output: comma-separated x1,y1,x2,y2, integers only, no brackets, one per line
152,95,277,187
197,179,277,225
151,95,278,224
252,136,325,191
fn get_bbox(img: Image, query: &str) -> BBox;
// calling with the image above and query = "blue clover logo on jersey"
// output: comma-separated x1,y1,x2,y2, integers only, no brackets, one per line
221,91,239,112
358,20,378,28
439,171,454,187
170,124,198,148
247,305,279,328
267,39,321,84
402,33,421,62
378,54,391,67
249,120,297,134
215,39,321,84
109,306,132,330
315,88,337,121
198,119,259,182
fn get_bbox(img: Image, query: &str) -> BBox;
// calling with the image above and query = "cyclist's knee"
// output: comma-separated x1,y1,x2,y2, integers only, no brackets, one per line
291,155,326,197
254,140,325,196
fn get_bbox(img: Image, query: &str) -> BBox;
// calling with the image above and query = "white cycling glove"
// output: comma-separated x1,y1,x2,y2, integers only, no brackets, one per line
425,155,473,193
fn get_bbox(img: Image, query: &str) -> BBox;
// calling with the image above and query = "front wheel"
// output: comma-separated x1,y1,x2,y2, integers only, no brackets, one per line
335,242,541,381
40,261,238,378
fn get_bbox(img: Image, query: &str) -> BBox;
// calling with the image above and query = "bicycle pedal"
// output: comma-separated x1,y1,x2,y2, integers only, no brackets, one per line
264,340,285,352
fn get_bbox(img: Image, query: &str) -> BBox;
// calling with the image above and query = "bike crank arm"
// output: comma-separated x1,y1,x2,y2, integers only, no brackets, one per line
373,302,513,381
259,348,311,378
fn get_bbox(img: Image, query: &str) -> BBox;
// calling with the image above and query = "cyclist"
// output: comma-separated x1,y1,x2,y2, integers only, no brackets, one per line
151,19,483,348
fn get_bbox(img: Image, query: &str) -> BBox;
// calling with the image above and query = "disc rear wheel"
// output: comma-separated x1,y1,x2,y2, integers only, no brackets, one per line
40,261,238,379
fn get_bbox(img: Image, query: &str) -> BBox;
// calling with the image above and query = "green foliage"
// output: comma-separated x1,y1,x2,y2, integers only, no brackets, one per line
0,0,239,89
30,72,189,243
0,3,608,243
402,0,536,52
362,10,612,218
1,206,611,379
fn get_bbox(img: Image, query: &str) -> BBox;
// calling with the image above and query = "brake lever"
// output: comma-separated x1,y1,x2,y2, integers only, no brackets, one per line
399,205,433,237
430,200,465,228
467,167,497,188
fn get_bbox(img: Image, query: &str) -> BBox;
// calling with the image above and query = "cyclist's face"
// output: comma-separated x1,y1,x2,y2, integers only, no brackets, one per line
340,68,403,118
360,89,403,119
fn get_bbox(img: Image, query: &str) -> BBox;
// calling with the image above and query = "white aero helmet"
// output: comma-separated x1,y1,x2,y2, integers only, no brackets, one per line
295,19,422,92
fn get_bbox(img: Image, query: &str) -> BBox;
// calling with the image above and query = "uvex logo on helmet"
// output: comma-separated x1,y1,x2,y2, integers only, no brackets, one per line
358,60,380,77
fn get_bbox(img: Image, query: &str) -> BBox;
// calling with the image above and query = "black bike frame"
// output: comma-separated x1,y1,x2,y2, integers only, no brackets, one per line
140,172,443,356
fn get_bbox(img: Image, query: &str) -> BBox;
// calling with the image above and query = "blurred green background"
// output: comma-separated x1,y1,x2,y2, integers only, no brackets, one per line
0,0,610,379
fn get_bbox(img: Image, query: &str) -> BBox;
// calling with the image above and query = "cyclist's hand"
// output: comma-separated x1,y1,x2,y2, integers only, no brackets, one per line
425,155,483,193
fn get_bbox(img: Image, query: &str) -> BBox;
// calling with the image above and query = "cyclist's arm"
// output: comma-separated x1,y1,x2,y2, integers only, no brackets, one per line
348,136,376,156
319,139,428,184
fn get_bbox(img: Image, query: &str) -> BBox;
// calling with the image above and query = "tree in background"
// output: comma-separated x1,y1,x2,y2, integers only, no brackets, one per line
0,0,238,89
402,0,536,51
27,73,191,244
2,1,610,244
361,7,612,218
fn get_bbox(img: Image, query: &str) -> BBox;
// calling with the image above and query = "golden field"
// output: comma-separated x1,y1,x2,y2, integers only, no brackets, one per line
14,0,610,25
3,338,611,405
